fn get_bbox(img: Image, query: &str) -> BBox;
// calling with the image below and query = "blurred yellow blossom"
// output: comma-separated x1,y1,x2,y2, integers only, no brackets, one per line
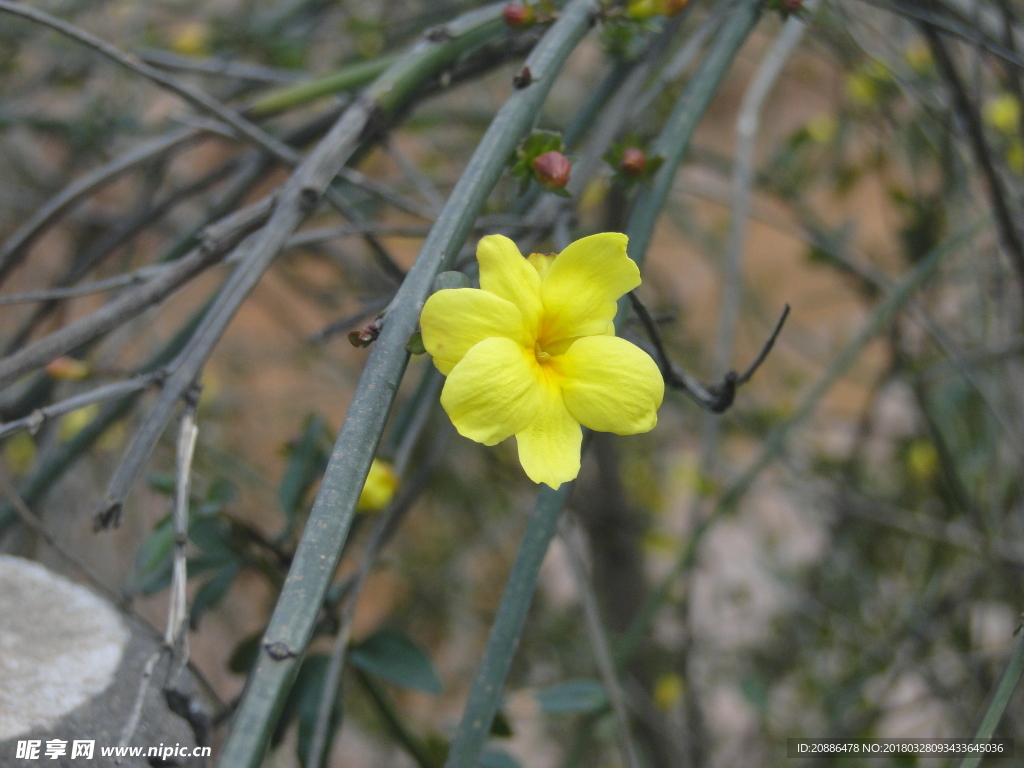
984,94,1021,136
3,432,36,474
170,22,209,56
906,439,938,484
904,39,932,73
1009,141,1024,174
654,673,685,711
846,60,891,107
59,405,99,442
806,113,837,144
357,459,398,513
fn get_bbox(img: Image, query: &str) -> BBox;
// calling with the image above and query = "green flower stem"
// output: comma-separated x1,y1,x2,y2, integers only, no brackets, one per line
959,631,1024,768
442,4,762,767
246,55,398,118
443,484,572,768
216,3,598,766
613,220,986,671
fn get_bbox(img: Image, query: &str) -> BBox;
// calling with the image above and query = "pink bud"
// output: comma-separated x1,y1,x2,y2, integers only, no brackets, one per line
503,3,533,27
620,147,648,177
531,151,571,189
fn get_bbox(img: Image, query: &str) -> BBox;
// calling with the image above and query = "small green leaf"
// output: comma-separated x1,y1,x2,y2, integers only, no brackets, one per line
297,660,341,768
188,515,236,563
147,471,177,496
228,632,264,675
490,709,514,737
189,562,242,626
132,514,174,583
349,628,442,694
279,415,331,520
406,332,426,355
195,476,237,517
273,654,341,768
534,679,607,715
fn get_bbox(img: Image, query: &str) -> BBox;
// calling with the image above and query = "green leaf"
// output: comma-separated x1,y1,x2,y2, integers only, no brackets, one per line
229,632,264,675
279,415,331,520
534,679,607,715
194,476,237,517
189,562,242,627
480,749,520,768
520,129,563,158
131,513,174,589
297,660,341,768
406,332,426,355
349,628,442,694
490,709,514,738
273,654,340,768
147,471,177,496
188,515,236,563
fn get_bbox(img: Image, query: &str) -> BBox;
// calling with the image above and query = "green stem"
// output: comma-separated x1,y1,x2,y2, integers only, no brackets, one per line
443,485,572,768
959,632,1024,768
216,3,598,766
246,55,398,118
441,4,762,767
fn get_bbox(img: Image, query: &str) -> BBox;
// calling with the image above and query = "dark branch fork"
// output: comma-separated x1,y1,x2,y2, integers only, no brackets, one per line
628,291,790,413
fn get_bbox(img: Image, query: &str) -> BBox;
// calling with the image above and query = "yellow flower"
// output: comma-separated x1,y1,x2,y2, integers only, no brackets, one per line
806,113,837,144
59,404,98,442
420,233,664,489
357,459,398,513
984,94,1021,136
653,672,684,711
170,22,209,56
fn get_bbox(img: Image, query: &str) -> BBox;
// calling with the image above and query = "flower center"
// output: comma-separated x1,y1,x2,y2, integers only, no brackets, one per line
534,342,551,363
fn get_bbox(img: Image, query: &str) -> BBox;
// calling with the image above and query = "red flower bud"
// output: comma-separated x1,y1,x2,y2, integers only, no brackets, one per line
780,0,803,11
531,151,571,189
620,147,648,177
503,3,533,27
663,0,689,16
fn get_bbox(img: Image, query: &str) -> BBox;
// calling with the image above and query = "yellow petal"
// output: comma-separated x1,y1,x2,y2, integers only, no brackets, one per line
555,336,663,434
357,459,398,513
441,337,541,446
515,384,582,489
420,288,529,375
539,233,640,344
527,253,555,279
477,235,543,339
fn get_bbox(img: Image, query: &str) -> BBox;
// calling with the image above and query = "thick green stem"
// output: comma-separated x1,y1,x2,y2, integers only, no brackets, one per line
215,3,598,766
441,3,762,767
